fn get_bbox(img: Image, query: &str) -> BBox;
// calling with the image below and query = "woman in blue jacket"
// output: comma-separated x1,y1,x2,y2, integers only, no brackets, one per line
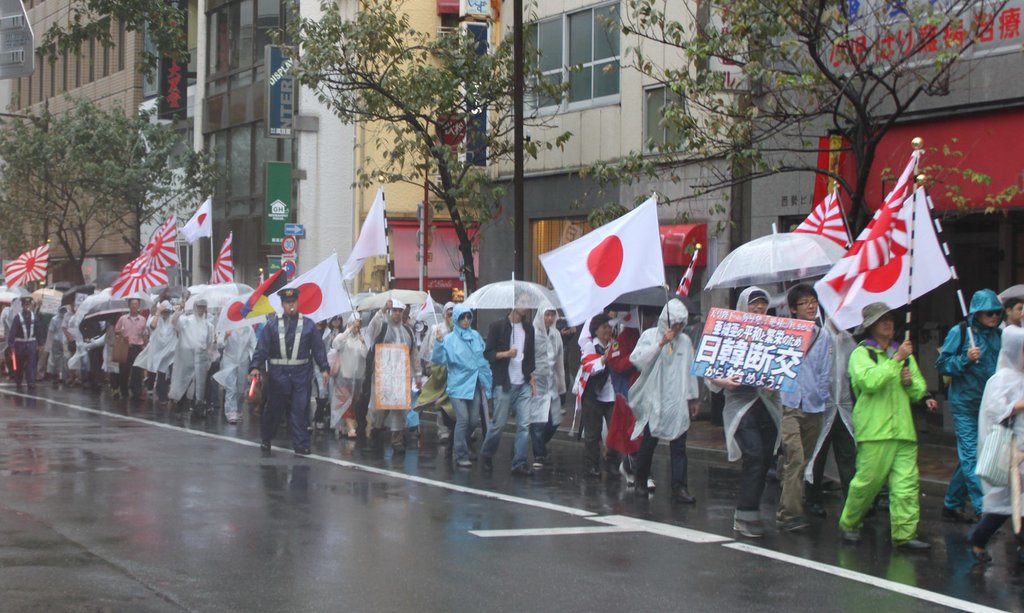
936,289,1003,521
431,305,493,467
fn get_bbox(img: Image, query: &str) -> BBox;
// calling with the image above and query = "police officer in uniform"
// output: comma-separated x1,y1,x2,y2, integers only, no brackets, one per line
248,287,329,454
8,296,43,391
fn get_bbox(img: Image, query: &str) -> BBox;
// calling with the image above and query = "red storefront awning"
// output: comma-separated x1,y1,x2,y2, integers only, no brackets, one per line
660,224,707,267
390,221,479,288
865,109,1024,212
436,0,460,14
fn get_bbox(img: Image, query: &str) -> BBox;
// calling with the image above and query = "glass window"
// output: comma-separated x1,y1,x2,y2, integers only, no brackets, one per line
254,0,278,63
117,20,126,71
143,24,158,97
253,122,276,193
532,4,619,110
644,86,685,150
87,40,95,82
229,124,252,196
238,0,254,69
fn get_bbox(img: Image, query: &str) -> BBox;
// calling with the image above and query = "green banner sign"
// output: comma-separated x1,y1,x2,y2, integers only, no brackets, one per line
266,255,282,275
265,161,292,245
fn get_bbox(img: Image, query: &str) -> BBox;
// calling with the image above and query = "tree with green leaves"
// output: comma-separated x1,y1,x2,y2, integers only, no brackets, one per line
39,0,187,70
588,0,1018,228
290,0,569,292
0,98,218,283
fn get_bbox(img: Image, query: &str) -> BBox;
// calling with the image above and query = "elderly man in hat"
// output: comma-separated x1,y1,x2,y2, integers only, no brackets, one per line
362,298,420,453
839,302,930,550
8,296,43,390
169,299,215,415
249,287,329,455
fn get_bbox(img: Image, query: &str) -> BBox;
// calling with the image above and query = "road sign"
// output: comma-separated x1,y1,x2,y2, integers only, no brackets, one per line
282,260,296,278
283,223,305,237
0,0,34,80
280,236,297,254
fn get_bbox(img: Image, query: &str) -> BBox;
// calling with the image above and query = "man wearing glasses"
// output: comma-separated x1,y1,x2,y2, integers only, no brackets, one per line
775,284,831,533
936,289,1003,523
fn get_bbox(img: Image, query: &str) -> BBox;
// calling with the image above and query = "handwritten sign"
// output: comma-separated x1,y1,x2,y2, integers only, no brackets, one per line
691,308,816,392
374,343,412,410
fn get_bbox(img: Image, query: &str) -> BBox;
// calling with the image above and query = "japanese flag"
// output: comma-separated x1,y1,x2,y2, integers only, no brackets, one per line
269,254,353,323
181,197,212,243
541,197,665,325
816,187,952,330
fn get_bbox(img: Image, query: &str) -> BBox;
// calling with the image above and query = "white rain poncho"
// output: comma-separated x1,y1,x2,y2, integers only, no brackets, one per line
212,326,256,399
136,310,176,375
705,286,783,462
528,303,567,425
168,309,215,402
804,316,857,483
364,308,420,430
978,325,1024,516
628,299,700,440
328,322,368,429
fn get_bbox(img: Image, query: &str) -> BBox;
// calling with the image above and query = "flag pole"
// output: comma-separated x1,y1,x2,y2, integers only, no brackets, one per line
209,235,216,283
904,137,924,342
833,187,854,248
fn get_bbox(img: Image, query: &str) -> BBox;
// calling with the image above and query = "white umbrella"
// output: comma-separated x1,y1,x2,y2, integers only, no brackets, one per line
704,232,847,290
185,283,254,311
464,280,560,310
356,289,429,311
0,285,29,304
998,285,1024,303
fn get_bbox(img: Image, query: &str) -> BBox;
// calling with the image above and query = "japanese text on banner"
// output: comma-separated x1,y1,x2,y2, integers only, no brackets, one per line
690,308,816,392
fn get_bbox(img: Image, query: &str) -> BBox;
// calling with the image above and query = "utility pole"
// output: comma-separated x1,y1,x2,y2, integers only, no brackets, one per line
512,0,525,279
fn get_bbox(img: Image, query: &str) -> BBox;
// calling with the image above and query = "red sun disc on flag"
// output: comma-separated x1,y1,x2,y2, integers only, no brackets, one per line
862,257,903,293
198,213,207,226
586,236,624,288
227,301,245,321
297,283,323,314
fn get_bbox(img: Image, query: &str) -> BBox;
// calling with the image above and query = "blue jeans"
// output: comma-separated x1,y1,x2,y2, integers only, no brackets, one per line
451,391,482,464
481,383,531,469
944,408,984,514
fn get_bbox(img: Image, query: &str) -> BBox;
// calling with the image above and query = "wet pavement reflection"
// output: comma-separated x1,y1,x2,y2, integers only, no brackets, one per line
0,382,1020,611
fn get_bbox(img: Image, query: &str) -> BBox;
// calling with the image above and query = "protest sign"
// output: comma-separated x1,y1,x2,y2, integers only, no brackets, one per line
374,344,412,410
691,308,816,392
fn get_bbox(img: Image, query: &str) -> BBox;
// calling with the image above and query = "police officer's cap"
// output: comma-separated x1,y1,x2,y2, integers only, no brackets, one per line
279,287,300,302
19,296,33,305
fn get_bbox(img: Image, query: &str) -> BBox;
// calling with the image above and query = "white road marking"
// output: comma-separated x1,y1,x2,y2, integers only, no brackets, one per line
587,514,734,544
0,388,1006,611
470,526,641,538
0,389,595,518
723,542,1005,613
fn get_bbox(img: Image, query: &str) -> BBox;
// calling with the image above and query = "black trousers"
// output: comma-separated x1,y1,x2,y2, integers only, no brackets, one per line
969,513,1024,549
118,345,143,397
734,402,778,513
634,425,689,491
806,416,858,505
582,396,617,471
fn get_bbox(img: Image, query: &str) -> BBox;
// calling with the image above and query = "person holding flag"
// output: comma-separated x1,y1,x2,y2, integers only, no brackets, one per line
249,287,330,455
839,302,930,550
936,289,1003,523
168,300,216,416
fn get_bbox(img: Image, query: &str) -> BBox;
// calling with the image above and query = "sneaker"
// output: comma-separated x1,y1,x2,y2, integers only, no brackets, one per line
260,440,272,453
456,459,473,468
779,517,810,532
294,447,311,456
481,455,493,472
634,481,650,498
511,465,533,477
734,519,765,538
647,479,656,492
941,506,976,524
618,460,635,487
841,530,862,543
896,538,931,551
532,457,546,469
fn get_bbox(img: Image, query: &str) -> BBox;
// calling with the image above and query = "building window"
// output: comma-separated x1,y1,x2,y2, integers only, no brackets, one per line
49,58,55,98
62,50,68,92
75,51,81,88
36,52,43,101
532,3,620,112
530,217,591,285
117,20,126,71
644,86,685,151
142,23,158,98
102,39,111,77
87,39,95,82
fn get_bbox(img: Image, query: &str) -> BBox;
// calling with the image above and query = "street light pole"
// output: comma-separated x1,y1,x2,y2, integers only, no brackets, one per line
512,0,525,279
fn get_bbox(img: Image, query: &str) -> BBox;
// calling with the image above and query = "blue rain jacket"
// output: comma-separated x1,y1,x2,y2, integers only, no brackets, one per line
935,289,1002,412
430,305,493,401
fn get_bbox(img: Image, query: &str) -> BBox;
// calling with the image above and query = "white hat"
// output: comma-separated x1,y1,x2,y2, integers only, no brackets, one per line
391,299,406,311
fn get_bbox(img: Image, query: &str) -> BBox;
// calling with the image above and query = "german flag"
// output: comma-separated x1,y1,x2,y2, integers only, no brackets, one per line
241,268,287,318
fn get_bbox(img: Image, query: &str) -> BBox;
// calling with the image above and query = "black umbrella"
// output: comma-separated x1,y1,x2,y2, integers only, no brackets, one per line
61,284,95,306
607,285,698,319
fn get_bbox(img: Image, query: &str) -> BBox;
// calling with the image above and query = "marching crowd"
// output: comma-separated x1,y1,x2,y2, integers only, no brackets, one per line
4,282,1024,563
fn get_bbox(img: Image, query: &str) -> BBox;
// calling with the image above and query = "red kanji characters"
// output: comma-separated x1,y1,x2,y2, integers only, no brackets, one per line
918,24,939,52
999,7,1021,40
973,11,995,42
943,18,965,49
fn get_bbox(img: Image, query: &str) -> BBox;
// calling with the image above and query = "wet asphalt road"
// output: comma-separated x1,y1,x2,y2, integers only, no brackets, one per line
0,383,1021,612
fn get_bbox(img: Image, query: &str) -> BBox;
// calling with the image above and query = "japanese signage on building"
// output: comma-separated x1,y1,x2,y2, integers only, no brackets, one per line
264,162,292,245
157,0,188,120
265,45,295,138
691,308,817,392
830,0,1024,70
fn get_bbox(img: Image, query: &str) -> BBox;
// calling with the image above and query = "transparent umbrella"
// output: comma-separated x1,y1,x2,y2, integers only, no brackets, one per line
356,289,429,311
999,285,1024,303
464,280,560,310
704,233,846,290
185,283,254,311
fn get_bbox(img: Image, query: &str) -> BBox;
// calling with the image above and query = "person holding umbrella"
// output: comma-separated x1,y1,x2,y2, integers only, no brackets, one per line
8,296,42,390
